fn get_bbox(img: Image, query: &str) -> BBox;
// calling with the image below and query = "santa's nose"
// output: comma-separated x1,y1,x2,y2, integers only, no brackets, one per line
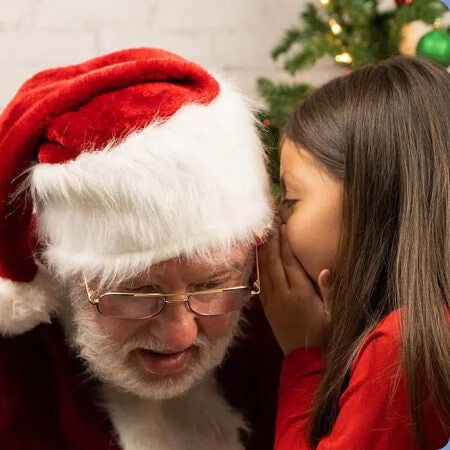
149,299,198,351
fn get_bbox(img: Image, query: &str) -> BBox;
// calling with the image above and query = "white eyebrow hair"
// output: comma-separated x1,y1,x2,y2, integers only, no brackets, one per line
112,253,253,289
195,260,249,280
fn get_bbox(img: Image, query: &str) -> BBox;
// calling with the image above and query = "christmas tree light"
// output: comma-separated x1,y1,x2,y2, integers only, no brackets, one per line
257,0,449,194
335,52,353,64
329,19,343,35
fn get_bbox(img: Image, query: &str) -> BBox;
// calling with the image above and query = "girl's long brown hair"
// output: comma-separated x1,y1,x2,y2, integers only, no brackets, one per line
283,56,450,448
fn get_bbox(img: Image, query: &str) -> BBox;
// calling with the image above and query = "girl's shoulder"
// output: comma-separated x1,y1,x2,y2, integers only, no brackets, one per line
353,309,403,366
348,308,449,449
372,308,403,337
359,307,449,357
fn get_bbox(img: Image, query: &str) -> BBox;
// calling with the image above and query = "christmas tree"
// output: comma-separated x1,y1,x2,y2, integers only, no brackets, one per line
258,0,450,196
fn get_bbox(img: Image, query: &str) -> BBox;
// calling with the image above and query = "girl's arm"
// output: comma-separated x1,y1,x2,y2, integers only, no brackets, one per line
259,226,448,449
276,314,449,450
275,346,323,449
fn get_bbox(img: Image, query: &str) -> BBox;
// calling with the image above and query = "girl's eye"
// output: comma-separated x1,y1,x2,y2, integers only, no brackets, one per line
280,198,298,208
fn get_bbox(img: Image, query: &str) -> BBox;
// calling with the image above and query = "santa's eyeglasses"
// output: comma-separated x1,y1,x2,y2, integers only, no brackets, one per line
84,246,260,320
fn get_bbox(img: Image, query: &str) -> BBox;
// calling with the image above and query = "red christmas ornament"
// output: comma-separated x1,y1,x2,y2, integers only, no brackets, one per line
395,0,413,4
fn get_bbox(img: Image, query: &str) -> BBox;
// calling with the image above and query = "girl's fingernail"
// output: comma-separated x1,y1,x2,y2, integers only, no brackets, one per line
280,224,286,234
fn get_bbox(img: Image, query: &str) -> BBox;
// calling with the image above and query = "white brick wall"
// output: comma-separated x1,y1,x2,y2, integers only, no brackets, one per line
0,0,351,109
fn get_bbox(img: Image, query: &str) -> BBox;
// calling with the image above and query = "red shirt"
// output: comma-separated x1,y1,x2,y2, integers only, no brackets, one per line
276,310,449,450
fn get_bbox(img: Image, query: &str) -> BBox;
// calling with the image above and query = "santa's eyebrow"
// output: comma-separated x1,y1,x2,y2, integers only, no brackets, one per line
197,268,234,281
194,260,250,281
117,258,250,289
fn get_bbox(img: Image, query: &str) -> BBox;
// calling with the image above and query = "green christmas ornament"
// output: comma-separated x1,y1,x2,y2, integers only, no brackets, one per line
416,29,450,67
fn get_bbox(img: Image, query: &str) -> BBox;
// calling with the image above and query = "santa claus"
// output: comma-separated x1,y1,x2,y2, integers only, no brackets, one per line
0,48,282,449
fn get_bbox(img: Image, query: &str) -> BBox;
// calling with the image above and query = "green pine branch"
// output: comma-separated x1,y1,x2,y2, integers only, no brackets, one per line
257,0,449,195
256,80,313,198
257,79,313,128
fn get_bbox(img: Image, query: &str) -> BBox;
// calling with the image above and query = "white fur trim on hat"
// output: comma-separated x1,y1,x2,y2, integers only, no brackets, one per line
0,268,60,336
31,78,271,285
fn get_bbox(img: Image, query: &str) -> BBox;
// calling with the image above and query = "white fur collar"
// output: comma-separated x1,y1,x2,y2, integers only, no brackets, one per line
102,373,247,450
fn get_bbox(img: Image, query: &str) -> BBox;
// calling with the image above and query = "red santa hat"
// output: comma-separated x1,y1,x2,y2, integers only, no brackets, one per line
0,48,271,336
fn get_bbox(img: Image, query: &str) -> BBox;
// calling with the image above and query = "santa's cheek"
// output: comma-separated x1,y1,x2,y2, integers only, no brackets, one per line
92,313,142,342
198,314,234,340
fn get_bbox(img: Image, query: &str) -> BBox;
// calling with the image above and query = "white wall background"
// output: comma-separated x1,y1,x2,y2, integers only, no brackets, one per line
0,0,351,110
3,0,440,110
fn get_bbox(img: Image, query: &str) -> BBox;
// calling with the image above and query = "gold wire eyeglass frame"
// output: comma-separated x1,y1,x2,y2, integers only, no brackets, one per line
83,245,261,319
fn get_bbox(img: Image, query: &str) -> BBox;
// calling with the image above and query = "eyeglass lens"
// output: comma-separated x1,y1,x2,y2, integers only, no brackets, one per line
97,287,252,319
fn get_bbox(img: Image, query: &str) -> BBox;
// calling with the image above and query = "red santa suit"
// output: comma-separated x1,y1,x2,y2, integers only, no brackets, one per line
0,302,281,450
0,48,281,449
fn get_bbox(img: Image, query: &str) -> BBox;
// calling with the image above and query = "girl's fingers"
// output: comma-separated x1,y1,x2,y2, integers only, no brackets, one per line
264,224,289,289
258,246,273,308
279,224,317,296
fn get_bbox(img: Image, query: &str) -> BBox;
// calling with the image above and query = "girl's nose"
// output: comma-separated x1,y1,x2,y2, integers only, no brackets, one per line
276,205,288,224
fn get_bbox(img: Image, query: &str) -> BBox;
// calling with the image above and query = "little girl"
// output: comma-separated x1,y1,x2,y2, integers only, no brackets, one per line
259,56,450,449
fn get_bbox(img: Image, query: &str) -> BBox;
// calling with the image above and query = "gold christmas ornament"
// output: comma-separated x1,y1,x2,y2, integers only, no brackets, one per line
399,20,431,55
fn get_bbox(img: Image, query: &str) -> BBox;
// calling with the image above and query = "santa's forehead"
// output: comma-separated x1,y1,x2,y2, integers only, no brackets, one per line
119,246,253,286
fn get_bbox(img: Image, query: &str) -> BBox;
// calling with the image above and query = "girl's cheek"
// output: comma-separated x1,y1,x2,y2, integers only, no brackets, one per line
284,220,304,261
285,220,322,281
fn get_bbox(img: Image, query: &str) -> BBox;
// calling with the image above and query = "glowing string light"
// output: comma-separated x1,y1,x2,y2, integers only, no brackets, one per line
329,19,343,35
319,0,330,5
335,52,353,64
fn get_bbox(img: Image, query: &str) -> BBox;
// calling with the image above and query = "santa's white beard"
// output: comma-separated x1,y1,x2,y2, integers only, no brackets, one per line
60,284,240,400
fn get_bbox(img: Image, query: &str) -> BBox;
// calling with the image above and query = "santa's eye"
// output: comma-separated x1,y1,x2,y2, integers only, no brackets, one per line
195,280,227,290
119,285,159,293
